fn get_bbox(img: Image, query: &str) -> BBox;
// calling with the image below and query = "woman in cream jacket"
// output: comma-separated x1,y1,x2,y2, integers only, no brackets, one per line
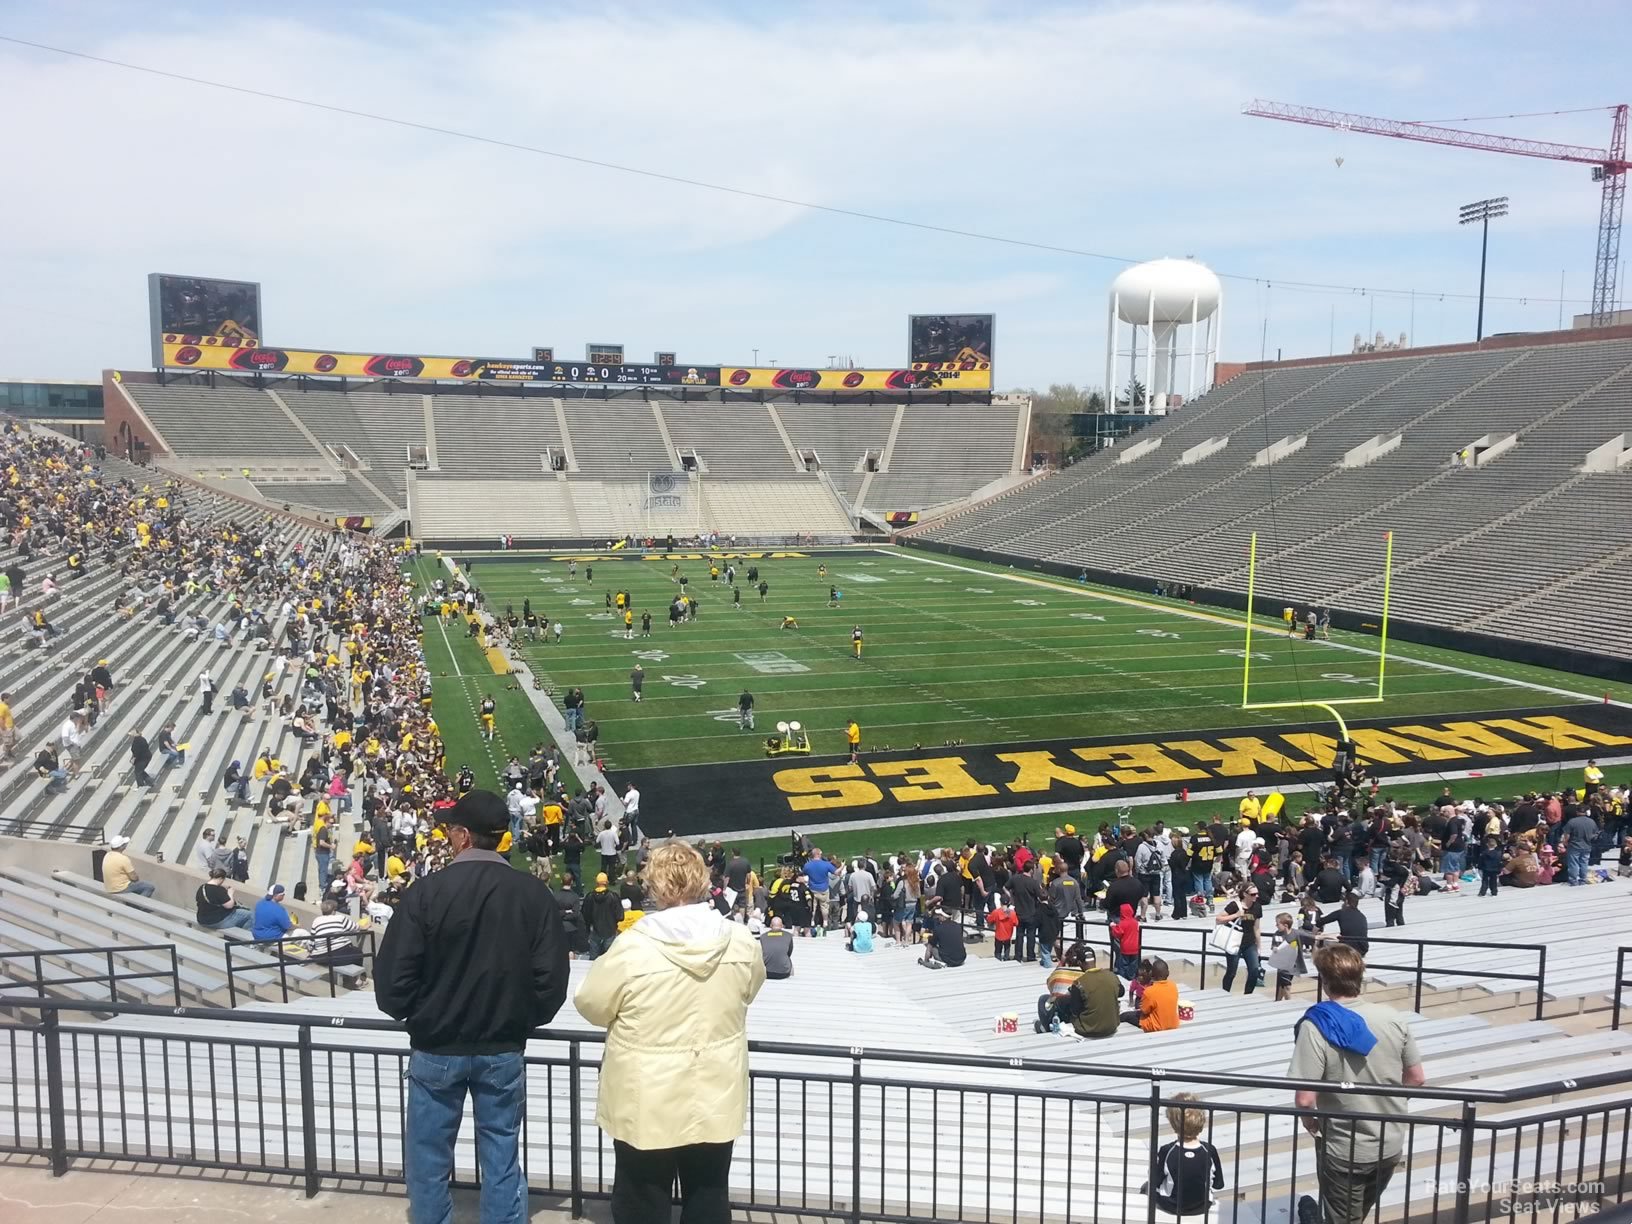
576,840,765,1223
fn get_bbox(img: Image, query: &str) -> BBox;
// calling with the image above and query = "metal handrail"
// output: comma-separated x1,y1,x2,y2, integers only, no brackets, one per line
8,995,1623,1105
223,929,376,1008
0,817,103,842
1615,945,1632,1031
0,943,181,1006
7,997,1631,1221
1034,913,1552,1019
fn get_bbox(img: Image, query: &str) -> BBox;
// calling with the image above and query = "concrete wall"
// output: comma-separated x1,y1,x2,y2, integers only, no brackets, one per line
0,835,322,924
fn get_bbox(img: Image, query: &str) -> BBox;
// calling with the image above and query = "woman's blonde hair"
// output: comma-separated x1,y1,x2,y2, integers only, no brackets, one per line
1166,1091,1206,1141
642,840,711,909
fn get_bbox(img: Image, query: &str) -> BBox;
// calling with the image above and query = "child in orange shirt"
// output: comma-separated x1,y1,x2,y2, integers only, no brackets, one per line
1123,957,1180,1031
986,892,1018,960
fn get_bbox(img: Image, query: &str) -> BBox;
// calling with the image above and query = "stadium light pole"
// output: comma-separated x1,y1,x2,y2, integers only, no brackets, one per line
1459,196,1509,341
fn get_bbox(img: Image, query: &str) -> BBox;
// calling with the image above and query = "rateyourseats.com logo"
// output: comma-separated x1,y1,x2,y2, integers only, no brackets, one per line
1429,1179,1604,1215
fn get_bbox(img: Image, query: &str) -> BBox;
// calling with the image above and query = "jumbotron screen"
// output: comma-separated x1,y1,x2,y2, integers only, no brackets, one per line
149,273,262,365
909,313,995,375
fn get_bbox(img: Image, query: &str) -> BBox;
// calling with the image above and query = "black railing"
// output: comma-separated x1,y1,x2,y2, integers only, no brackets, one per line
3,999,1627,1223
1615,946,1632,1032
0,817,102,842
0,943,181,1007
1034,916,1551,1020
223,930,376,1008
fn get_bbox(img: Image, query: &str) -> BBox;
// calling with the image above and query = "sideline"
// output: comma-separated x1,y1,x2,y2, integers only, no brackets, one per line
440,556,625,818
890,550,1628,710
707,752,1632,842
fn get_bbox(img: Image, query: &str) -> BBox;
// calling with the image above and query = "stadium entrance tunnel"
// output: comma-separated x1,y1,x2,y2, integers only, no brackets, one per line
606,704,1632,838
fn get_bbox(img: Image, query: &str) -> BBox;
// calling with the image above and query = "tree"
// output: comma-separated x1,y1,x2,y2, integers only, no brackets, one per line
1018,384,1108,465
1116,378,1147,409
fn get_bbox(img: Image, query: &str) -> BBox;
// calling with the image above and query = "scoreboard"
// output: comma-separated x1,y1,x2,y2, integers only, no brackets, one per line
478,361,722,386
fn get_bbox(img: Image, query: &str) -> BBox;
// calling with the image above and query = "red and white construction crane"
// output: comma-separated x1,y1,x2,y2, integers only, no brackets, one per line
1242,100,1630,326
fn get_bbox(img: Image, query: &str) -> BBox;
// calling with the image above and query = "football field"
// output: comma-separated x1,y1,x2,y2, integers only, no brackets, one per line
454,547,1628,783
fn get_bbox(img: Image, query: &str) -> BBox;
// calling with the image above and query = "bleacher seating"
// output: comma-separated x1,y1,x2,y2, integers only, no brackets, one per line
921,334,1632,659
0,863,345,1007
697,477,854,535
431,394,566,478
0,463,346,896
657,402,799,474
4,911,1626,1220
561,399,674,475
124,382,329,463
115,377,1029,528
275,388,426,506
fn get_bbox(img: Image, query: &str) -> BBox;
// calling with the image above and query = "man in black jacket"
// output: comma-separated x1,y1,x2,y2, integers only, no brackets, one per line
129,731,153,787
581,871,623,956
374,790,569,1224
1009,859,1044,962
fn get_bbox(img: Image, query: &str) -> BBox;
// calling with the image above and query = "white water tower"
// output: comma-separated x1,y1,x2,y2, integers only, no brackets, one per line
1105,258,1222,414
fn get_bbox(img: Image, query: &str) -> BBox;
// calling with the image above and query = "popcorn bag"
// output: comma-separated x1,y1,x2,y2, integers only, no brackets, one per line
994,1013,1020,1035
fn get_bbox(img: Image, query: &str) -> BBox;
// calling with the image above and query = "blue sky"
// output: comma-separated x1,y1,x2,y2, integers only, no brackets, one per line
1,0,1628,389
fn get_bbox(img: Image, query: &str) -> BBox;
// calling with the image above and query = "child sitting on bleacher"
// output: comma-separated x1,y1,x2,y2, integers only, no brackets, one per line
1143,1092,1226,1220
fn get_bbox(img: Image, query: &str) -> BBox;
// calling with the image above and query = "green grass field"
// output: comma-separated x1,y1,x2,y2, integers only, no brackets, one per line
413,546,1631,870
452,546,1631,773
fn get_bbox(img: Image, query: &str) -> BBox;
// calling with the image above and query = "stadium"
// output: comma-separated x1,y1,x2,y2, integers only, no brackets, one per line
5,13,1632,1224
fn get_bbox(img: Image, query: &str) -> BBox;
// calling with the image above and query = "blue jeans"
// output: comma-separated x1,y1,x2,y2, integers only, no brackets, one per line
162,747,185,768
314,850,332,888
1565,845,1590,886
1221,941,1261,994
203,909,254,931
1369,846,1387,876
405,1049,527,1224
1338,857,1353,882
1191,868,1213,900
123,881,156,898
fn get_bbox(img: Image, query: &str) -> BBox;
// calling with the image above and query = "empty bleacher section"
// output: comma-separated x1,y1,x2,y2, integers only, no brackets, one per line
863,402,1028,510
657,401,799,473
921,332,1632,659
697,476,853,535
407,472,853,542
776,402,897,476
276,388,425,505
430,394,565,478
122,381,328,463
407,475,582,540
561,398,674,474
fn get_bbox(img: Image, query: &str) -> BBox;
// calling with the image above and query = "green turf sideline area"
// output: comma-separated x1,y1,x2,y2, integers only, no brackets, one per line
412,556,567,796
452,546,1632,774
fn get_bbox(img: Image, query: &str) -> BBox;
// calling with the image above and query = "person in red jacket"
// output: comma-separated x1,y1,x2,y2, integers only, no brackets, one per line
985,892,1018,960
1110,903,1141,979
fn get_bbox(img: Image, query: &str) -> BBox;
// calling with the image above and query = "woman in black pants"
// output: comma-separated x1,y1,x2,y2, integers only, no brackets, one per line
1216,884,1264,993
